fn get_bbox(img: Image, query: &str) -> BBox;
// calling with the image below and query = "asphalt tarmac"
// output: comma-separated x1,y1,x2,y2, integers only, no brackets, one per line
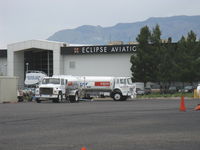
0,99,200,150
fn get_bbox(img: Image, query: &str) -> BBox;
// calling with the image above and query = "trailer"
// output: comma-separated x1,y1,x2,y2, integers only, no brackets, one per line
35,75,136,103
78,76,136,101
24,70,47,86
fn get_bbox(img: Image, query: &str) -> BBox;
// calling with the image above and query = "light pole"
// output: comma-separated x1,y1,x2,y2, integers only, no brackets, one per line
26,62,29,73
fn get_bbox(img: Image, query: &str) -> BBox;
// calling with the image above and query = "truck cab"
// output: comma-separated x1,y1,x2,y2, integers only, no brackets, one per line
112,77,136,101
35,75,81,103
35,77,66,103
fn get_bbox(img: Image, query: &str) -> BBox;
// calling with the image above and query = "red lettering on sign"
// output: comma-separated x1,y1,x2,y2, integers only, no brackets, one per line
95,82,110,86
68,82,73,86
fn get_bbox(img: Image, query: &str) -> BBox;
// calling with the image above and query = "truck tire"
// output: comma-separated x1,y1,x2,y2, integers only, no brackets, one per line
53,92,63,103
58,92,63,102
52,99,58,103
36,98,41,103
69,93,79,103
113,92,122,101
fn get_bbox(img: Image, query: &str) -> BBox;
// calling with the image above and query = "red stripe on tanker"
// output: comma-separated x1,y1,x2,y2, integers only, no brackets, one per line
68,82,73,86
95,82,110,86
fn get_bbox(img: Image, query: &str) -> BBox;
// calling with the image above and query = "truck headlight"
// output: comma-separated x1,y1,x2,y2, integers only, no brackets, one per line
53,89,58,94
35,88,39,94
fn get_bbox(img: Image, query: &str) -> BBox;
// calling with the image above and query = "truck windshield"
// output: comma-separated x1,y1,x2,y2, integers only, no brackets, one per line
120,79,126,84
42,78,60,84
127,78,133,85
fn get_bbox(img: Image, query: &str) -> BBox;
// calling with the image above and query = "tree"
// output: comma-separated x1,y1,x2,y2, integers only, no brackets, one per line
185,31,200,82
176,31,199,84
131,26,200,87
150,24,162,83
151,24,161,45
157,40,177,88
131,25,163,85
130,26,152,84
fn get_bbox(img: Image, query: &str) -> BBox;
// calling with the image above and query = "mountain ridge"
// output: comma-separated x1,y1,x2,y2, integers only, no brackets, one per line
48,15,200,44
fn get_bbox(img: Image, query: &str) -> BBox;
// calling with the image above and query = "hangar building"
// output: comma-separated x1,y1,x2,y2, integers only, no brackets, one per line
0,40,136,87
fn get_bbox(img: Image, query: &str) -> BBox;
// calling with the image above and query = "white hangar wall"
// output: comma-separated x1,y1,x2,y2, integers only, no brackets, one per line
63,53,133,77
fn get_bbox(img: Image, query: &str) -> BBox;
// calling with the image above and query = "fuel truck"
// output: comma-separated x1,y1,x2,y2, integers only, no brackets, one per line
35,75,136,103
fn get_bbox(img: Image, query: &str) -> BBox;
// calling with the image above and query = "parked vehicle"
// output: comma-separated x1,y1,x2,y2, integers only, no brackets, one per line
168,86,178,94
35,75,136,103
21,70,47,101
35,75,79,103
17,88,36,102
184,85,194,93
135,82,144,91
136,88,145,95
24,70,47,86
150,84,161,93
144,87,151,94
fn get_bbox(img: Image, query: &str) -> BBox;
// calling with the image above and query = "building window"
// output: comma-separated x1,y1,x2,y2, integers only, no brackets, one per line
69,61,75,69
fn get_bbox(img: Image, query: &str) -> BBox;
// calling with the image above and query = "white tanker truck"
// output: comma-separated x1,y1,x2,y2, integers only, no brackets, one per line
35,75,136,103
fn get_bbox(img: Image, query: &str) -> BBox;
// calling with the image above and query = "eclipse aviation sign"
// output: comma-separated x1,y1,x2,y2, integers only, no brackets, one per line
61,44,137,55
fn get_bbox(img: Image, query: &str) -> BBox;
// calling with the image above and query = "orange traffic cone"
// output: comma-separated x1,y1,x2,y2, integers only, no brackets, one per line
194,104,200,111
180,96,186,111
81,147,87,150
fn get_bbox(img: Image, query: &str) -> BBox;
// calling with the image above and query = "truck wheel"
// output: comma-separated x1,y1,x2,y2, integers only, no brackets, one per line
52,99,58,103
53,92,63,103
74,93,79,102
36,98,41,103
69,93,79,103
58,92,63,102
113,92,122,101
69,96,75,103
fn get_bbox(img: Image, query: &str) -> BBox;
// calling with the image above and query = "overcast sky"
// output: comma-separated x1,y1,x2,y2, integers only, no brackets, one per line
0,0,200,48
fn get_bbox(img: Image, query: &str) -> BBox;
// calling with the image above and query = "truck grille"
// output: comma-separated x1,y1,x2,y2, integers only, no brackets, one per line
40,88,53,95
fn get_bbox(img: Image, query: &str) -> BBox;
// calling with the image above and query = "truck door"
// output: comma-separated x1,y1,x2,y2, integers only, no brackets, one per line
119,78,129,95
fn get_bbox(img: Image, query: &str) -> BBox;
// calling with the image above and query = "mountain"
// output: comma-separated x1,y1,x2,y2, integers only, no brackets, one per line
47,15,200,45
